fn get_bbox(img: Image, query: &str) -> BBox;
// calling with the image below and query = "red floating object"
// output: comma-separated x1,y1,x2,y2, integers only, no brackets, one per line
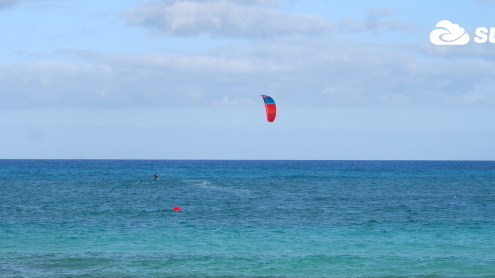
173,206,181,211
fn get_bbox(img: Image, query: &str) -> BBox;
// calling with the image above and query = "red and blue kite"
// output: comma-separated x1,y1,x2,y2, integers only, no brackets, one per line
261,95,276,122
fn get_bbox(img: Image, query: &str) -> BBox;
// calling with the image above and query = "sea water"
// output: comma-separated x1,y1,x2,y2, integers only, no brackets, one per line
0,160,494,277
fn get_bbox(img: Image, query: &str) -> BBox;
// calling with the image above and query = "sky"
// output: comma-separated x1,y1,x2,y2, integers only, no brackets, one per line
1,0,495,160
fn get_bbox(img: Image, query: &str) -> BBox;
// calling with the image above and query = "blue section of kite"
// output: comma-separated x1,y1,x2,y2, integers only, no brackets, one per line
261,95,275,104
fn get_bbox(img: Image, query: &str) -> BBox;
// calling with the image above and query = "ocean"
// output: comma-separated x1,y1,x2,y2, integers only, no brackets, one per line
0,160,494,278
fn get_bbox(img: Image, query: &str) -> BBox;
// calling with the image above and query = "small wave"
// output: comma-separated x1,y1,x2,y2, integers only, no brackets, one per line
184,180,213,188
184,180,252,195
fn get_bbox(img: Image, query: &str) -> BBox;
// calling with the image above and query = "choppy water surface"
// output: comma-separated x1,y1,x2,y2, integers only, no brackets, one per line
1,160,494,277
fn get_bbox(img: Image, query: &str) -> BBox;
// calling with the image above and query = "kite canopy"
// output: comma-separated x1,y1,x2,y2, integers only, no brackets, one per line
261,95,276,122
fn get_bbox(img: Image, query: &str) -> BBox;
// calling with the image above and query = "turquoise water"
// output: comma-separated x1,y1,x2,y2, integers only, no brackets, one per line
1,160,495,277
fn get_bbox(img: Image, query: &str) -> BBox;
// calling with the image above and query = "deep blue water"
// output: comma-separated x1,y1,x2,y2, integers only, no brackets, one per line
1,160,495,277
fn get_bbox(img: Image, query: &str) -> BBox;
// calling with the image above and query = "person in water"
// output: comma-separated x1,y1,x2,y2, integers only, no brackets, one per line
154,174,159,180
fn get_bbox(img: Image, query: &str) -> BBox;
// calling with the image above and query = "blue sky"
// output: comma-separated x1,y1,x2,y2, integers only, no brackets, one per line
1,0,495,159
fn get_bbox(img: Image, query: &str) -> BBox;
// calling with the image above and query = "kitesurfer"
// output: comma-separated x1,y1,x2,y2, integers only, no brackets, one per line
154,174,159,180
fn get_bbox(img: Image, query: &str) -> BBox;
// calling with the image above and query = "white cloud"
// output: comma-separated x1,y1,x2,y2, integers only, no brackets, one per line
339,7,414,34
419,39,495,59
444,80,495,105
0,62,117,108
123,0,331,38
0,0,20,9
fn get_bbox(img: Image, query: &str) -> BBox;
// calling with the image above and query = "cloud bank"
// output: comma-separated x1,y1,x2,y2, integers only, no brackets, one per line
3,36,495,110
2,0,495,110
124,0,331,38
